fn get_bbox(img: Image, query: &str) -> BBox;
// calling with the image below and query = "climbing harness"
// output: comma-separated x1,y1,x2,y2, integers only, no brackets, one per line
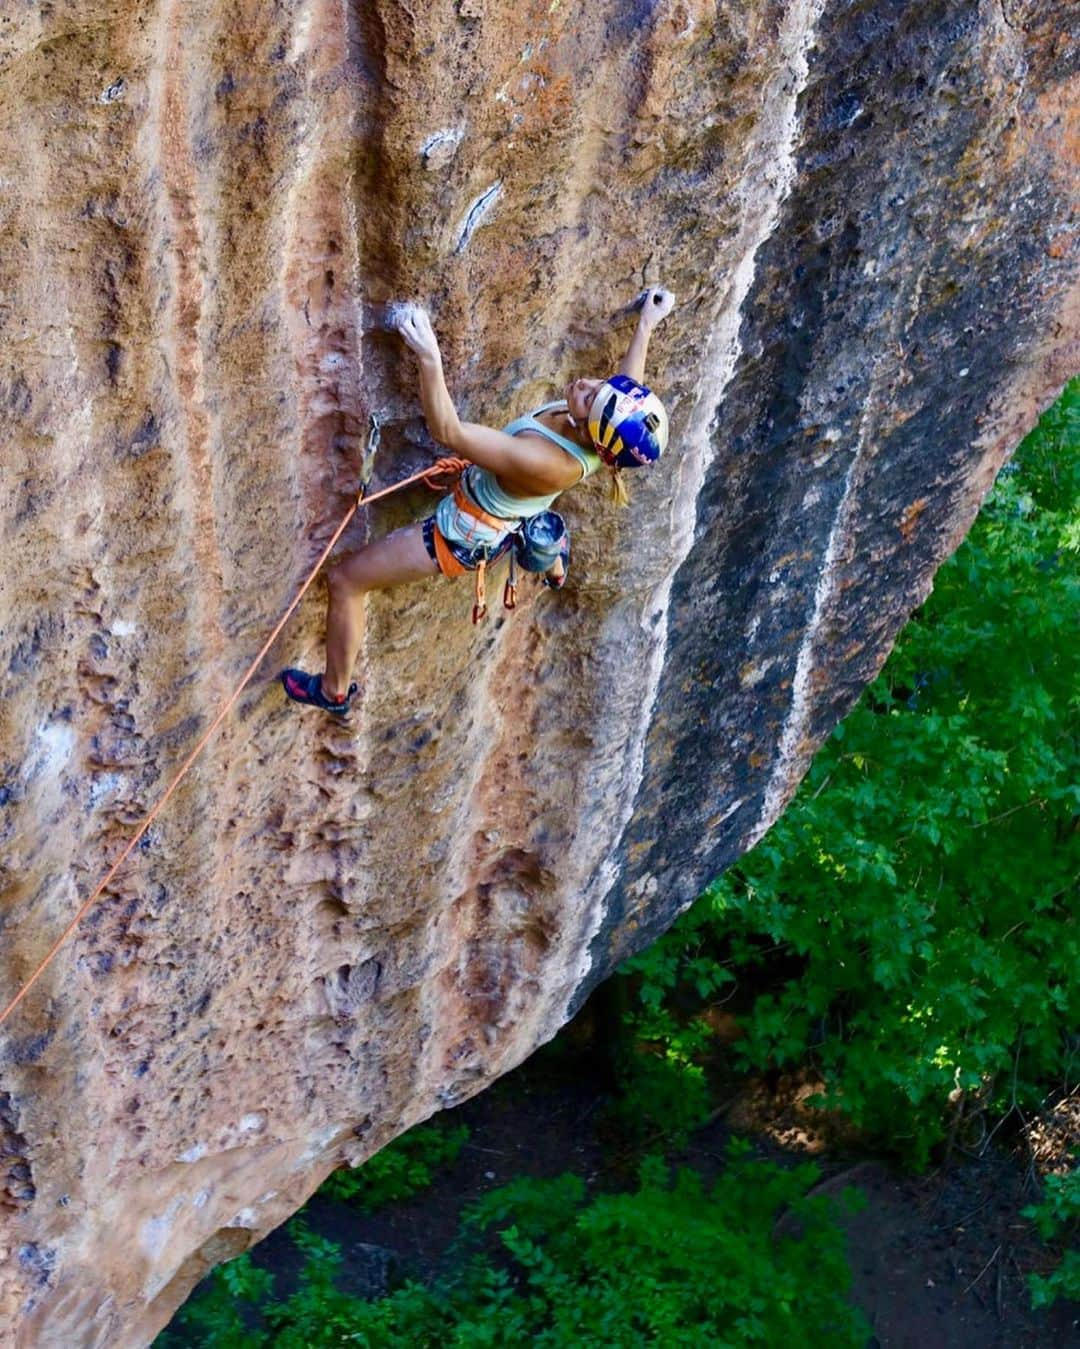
423,468,571,623
0,429,474,1032
423,466,516,625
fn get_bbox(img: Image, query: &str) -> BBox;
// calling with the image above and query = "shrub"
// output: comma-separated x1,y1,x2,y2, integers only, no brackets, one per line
1023,1163,1080,1308
162,1146,867,1347
321,1120,470,1209
450,1145,867,1346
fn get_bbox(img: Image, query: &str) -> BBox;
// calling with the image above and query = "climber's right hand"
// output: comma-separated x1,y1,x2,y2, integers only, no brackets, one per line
634,286,675,329
395,304,441,362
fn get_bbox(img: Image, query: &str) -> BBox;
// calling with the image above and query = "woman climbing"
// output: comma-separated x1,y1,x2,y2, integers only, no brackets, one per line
280,284,676,715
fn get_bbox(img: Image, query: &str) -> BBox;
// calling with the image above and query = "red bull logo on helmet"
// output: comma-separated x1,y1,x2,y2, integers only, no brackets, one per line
587,374,669,469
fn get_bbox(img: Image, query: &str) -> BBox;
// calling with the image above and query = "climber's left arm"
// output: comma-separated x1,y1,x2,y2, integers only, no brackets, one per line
393,305,461,444
618,286,675,384
395,304,574,487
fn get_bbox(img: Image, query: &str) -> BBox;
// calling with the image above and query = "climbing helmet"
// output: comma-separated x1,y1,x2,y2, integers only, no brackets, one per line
586,374,668,469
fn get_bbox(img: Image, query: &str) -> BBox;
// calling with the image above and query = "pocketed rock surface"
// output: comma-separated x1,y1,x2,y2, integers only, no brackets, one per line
0,2,1076,1343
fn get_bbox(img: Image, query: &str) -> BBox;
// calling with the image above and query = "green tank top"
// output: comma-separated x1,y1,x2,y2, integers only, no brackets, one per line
435,401,602,546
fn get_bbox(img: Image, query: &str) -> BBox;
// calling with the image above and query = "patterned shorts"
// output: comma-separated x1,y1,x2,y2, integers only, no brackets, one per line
422,515,514,576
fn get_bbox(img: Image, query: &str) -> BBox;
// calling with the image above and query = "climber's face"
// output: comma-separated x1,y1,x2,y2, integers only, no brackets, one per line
566,377,602,424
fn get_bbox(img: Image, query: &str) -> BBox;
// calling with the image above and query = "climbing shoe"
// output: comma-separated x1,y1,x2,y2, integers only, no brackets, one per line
280,668,357,717
543,560,568,590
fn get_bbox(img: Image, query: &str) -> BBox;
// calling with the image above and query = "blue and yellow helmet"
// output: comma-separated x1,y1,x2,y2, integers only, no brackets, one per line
586,375,668,469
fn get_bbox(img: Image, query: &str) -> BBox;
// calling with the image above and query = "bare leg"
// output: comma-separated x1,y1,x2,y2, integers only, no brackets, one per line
323,522,438,697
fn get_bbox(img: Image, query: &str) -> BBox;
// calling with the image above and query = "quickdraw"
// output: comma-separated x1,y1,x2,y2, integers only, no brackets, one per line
503,547,518,612
473,556,488,625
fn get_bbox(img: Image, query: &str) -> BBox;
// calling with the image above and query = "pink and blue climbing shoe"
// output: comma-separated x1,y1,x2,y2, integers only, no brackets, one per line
280,668,357,717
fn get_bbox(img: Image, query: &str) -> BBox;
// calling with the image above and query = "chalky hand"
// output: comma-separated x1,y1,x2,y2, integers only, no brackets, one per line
634,286,675,329
393,303,441,361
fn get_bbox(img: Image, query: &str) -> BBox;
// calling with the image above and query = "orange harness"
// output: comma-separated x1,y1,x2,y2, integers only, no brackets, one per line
430,476,519,623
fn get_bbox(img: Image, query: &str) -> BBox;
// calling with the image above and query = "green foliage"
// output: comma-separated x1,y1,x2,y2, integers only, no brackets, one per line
158,1252,272,1348
261,1217,401,1346
1022,1164,1080,1307
605,1041,714,1149
162,1147,867,1348
447,1146,867,1347
321,1120,470,1210
618,380,1079,1165
603,917,735,1146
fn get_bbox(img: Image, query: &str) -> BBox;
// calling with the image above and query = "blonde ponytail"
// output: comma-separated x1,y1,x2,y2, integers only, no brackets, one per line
609,466,630,508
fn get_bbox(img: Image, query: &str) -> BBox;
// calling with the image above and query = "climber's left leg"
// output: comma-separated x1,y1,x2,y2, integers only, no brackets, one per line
282,522,436,714
321,521,437,699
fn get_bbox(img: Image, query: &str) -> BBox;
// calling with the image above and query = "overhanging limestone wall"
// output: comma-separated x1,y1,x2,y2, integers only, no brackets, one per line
0,1,1076,1343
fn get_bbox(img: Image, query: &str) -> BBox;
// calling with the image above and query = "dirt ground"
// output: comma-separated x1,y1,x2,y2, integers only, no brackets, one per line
235,1042,1078,1348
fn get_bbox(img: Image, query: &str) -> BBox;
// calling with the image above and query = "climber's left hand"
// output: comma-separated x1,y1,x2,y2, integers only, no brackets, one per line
395,303,441,362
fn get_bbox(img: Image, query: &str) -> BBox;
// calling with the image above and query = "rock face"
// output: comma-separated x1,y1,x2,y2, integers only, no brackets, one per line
0,0,1075,1342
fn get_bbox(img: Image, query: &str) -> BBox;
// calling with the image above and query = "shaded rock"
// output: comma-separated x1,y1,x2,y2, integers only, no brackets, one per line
341,1241,401,1301
0,0,1076,1344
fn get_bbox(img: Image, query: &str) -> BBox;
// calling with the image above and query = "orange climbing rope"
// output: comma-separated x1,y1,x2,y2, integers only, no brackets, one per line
421,457,469,492
0,455,471,1032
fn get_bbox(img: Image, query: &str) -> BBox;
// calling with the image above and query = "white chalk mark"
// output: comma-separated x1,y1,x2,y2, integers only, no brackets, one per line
421,127,464,168
140,1196,186,1262
31,722,75,783
88,772,128,807
382,300,419,333
454,182,502,254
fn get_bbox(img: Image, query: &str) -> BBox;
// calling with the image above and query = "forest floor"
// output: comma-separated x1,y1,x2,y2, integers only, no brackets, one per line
245,1038,1077,1348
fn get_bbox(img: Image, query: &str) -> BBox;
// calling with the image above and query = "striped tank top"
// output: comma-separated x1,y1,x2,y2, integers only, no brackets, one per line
435,401,602,550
